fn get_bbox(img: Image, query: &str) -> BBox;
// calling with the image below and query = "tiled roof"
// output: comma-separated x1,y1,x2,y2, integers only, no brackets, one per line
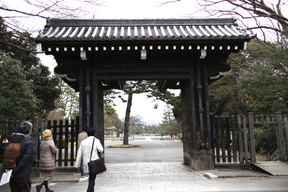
34,18,254,42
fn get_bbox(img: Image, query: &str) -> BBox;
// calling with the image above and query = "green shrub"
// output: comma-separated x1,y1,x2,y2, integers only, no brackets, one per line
178,133,183,142
254,125,277,157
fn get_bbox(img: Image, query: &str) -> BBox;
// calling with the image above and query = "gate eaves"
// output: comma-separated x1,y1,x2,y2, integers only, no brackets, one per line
34,18,254,92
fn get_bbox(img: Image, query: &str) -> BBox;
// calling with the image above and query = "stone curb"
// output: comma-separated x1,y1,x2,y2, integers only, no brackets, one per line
203,172,218,179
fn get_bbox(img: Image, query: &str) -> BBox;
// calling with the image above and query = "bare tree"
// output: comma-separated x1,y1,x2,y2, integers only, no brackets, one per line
55,80,79,120
129,115,143,126
194,0,288,41
123,93,133,145
48,109,65,121
121,80,157,145
0,0,102,51
110,113,124,137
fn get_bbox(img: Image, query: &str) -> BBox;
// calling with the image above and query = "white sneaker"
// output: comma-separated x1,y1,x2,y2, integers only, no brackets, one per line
79,177,89,183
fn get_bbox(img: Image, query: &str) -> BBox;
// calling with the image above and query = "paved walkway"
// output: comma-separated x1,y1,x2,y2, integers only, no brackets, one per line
1,140,288,191
1,162,288,192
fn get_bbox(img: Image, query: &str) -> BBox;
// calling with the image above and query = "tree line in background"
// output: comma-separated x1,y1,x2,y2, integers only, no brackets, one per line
104,104,181,138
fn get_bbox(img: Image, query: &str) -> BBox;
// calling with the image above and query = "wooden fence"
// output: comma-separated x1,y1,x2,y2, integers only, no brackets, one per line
211,112,288,165
1,112,287,167
46,117,79,166
0,116,79,167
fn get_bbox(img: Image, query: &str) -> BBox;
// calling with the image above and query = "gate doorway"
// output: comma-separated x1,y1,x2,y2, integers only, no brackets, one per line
34,18,254,170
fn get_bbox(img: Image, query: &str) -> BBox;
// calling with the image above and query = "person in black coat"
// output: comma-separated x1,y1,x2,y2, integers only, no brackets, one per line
0,132,9,173
5,121,36,192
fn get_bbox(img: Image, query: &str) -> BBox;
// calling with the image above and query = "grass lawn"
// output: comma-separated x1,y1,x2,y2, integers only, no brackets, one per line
107,144,140,148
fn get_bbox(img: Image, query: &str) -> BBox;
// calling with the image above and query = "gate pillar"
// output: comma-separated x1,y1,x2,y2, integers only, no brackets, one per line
182,59,214,170
79,62,105,146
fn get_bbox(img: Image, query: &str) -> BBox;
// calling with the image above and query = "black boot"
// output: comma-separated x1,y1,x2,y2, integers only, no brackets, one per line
35,184,42,192
36,180,47,192
45,188,54,192
44,181,54,192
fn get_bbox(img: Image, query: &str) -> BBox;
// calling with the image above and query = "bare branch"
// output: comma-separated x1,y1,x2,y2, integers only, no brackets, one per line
192,0,288,40
228,57,246,69
0,0,103,52
247,26,282,33
0,40,36,53
157,0,181,6
36,0,59,15
0,31,12,36
0,6,47,19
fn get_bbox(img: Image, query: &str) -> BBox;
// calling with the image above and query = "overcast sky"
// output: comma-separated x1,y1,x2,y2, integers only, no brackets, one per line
94,0,199,19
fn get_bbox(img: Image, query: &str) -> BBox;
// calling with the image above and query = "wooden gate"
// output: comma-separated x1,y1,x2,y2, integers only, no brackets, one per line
211,114,255,165
211,112,288,167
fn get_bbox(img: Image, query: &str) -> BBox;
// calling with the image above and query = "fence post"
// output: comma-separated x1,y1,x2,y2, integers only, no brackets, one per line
52,120,57,144
271,115,275,124
58,119,63,166
70,119,75,166
9,121,14,138
210,114,214,151
260,115,264,124
242,115,249,162
283,114,288,158
231,115,237,162
275,112,287,162
248,112,256,163
215,115,220,163
220,115,226,162
3,121,8,139
33,117,40,161
265,115,270,125
38,119,45,162
41,119,45,141
64,119,69,166
76,116,79,152
237,115,244,163
225,116,231,162
16,120,20,133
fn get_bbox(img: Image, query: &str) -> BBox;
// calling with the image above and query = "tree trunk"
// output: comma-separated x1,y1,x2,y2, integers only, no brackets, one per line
123,93,133,145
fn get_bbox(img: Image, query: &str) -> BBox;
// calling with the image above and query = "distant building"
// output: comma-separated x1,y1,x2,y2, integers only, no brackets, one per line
106,126,118,137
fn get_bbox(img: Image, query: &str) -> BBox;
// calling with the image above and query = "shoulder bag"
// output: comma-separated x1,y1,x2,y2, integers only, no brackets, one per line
88,138,106,175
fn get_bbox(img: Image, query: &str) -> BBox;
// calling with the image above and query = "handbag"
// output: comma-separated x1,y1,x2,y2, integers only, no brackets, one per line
88,138,106,175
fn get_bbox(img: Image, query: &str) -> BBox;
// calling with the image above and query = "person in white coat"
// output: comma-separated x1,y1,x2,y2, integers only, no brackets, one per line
75,127,104,192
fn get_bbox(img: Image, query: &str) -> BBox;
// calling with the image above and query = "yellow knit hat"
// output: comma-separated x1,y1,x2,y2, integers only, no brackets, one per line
42,129,52,138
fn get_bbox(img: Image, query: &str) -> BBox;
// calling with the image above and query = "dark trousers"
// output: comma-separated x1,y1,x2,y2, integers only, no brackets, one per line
10,175,31,192
87,173,97,192
80,158,85,176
